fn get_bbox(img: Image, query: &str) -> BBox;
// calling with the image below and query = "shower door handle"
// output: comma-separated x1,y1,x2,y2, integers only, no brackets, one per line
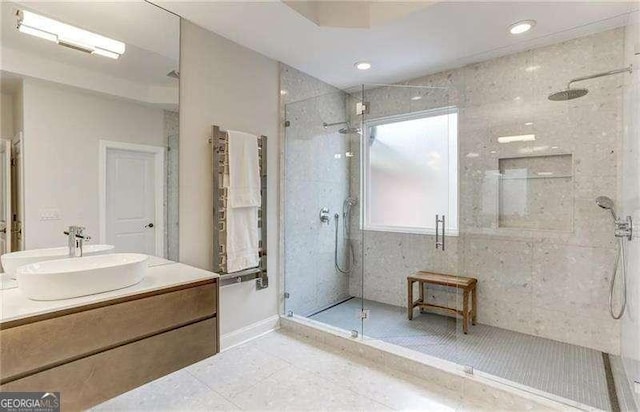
435,214,445,251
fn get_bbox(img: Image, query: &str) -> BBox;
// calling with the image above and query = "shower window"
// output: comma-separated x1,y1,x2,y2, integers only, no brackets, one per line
363,107,458,234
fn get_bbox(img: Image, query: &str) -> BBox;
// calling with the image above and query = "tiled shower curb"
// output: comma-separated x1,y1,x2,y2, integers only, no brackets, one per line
280,315,600,412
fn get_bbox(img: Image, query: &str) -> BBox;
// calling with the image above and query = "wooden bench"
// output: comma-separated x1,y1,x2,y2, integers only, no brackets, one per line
407,271,477,334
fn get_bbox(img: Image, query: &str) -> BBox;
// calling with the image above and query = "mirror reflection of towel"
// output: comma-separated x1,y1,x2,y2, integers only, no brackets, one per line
226,130,260,273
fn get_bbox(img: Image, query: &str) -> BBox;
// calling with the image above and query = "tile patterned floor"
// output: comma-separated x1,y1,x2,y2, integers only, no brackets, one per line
311,298,637,411
94,329,556,411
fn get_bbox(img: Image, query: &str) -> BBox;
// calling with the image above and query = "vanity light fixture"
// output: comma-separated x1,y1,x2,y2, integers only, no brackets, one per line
17,10,126,59
497,134,536,143
509,20,536,35
355,61,372,70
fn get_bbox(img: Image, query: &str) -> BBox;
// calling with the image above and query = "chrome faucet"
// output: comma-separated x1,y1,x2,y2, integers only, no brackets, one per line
64,226,91,257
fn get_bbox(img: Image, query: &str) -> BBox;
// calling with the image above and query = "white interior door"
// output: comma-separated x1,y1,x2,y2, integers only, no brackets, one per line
105,148,157,255
0,139,11,255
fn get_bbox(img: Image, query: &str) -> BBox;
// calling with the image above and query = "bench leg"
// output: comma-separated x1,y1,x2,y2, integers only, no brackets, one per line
463,290,469,334
471,286,477,326
419,281,425,313
407,280,414,320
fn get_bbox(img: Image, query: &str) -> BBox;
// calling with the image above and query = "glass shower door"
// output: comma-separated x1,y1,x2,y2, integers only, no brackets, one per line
357,83,458,346
283,90,364,338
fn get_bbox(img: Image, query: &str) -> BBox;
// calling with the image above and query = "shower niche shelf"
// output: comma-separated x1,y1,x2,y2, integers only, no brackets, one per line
497,154,573,231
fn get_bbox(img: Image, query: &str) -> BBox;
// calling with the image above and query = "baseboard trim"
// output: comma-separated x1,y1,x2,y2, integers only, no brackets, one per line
220,315,280,351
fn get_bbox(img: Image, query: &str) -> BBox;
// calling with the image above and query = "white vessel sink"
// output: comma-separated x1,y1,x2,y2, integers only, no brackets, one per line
17,253,148,301
1,244,114,278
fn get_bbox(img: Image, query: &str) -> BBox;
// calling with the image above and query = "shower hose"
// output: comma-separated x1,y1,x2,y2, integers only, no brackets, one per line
334,213,354,274
610,237,627,320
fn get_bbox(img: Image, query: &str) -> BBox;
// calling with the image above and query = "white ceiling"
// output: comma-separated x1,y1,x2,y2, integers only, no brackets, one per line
161,1,637,89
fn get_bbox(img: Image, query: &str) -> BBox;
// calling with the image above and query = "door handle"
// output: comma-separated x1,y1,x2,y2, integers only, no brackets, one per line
435,214,445,251
145,223,154,228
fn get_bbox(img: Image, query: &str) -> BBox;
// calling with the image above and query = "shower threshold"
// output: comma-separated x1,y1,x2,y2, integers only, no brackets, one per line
303,297,636,412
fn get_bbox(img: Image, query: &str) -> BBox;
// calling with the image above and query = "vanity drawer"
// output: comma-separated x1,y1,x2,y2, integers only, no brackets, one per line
1,318,217,411
0,281,217,382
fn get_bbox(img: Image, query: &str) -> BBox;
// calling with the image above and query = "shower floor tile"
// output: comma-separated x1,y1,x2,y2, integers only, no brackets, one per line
310,298,634,411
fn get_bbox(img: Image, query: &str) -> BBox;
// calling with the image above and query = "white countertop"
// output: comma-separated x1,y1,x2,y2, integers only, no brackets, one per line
0,258,219,324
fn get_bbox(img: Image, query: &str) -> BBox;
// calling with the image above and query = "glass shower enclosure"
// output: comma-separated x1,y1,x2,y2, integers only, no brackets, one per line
282,12,640,409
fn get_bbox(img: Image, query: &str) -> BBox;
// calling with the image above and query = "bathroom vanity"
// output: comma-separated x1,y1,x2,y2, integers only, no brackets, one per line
0,261,219,410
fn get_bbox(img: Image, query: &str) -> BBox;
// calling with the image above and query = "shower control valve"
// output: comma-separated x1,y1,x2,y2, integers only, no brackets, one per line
615,216,633,241
319,208,330,225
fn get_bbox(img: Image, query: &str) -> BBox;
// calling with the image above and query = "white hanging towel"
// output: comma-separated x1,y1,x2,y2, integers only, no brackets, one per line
226,130,261,273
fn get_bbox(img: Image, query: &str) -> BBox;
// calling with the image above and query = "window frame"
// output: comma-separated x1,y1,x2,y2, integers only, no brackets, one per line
361,106,459,236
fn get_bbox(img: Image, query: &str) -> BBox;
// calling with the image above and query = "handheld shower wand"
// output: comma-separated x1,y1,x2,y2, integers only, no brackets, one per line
595,196,631,319
334,197,357,274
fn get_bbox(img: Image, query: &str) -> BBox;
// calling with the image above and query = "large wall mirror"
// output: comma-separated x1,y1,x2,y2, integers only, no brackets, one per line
0,2,180,266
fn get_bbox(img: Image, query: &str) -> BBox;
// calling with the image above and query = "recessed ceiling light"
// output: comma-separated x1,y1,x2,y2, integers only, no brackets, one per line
411,96,422,101
355,61,372,70
524,122,533,126
509,20,536,35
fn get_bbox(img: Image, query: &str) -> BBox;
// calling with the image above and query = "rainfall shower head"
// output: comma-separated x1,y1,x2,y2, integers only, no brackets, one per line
339,125,361,134
323,121,360,134
549,66,632,102
596,196,617,220
548,88,589,101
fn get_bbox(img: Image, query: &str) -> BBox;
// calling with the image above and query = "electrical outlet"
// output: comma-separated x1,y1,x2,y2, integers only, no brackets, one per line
40,208,61,221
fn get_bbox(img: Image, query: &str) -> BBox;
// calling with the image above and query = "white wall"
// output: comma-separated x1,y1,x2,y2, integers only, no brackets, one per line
13,82,22,135
1,93,14,139
1,47,178,108
179,21,280,338
22,79,165,248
